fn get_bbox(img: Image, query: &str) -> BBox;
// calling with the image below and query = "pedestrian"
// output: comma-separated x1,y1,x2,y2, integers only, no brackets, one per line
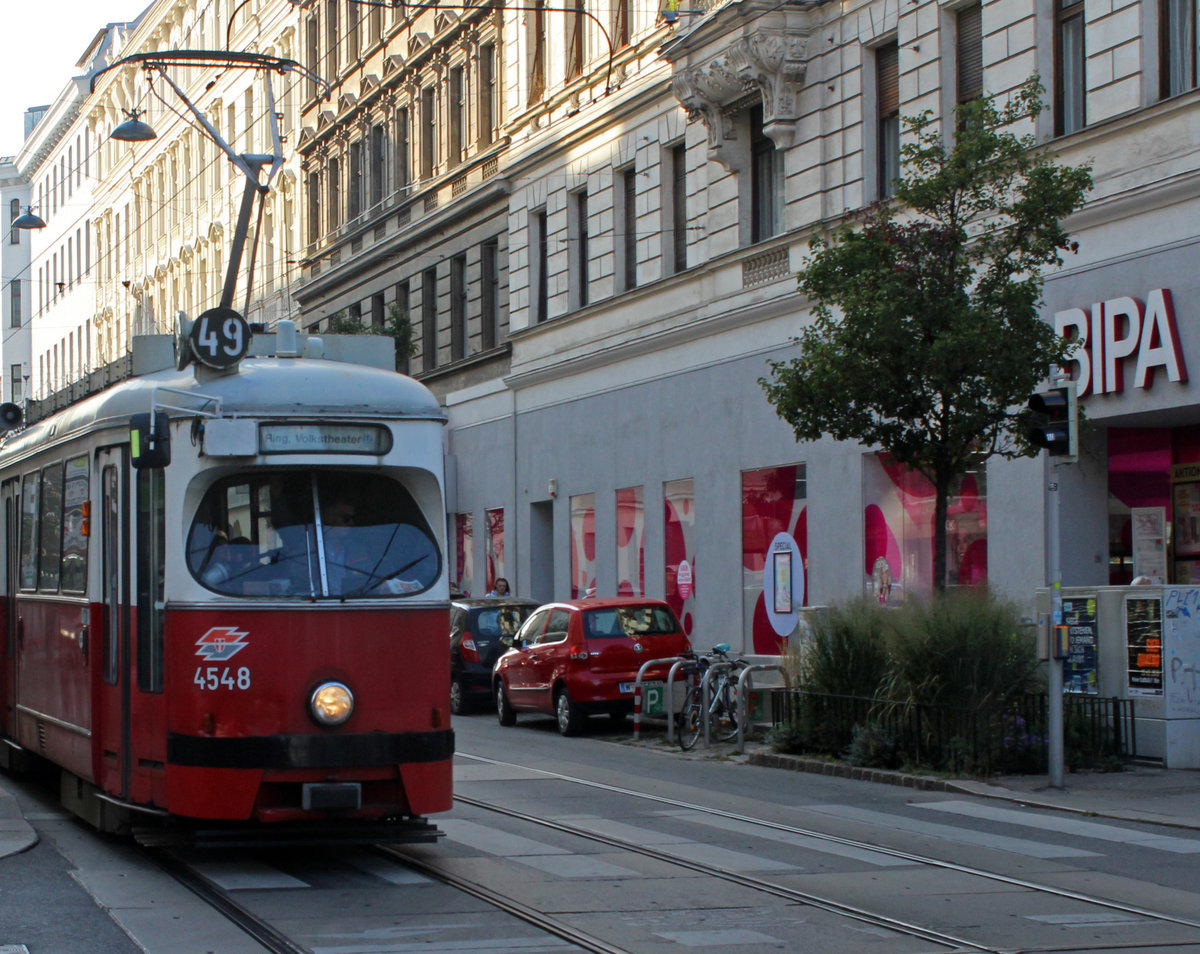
487,577,510,597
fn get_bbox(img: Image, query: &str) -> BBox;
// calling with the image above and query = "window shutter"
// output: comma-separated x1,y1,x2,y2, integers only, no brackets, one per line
877,43,899,117
957,3,984,103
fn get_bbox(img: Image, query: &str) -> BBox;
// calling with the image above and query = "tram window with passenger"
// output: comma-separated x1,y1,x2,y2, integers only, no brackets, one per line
187,470,441,598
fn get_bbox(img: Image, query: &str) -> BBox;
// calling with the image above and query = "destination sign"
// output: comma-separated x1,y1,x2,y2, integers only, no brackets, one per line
258,423,391,455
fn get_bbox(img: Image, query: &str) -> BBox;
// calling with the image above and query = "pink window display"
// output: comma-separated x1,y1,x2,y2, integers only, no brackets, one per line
741,465,807,653
570,493,596,598
485,508,505,592
455,512,473,596
665,478,695,637
616,486,645,596
862,453,987,602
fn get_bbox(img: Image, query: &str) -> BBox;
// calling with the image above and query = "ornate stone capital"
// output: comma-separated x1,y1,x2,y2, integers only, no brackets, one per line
664,0,813,169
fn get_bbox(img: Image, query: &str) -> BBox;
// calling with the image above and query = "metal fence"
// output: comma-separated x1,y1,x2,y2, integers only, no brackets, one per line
768,689,1136,776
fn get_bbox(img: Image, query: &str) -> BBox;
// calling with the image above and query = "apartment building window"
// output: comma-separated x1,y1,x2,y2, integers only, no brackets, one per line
9,280,20,328
532,209,549,322
481,237,499,349
750,104,780,242
877,42,900,198
566,1,585,80
8,199,18,245
619,167,637,291
571,189,589,309
325,0,340,78
395,107,411,194
1161,0,1198,98
420,86,436,180
307,171,320,246
614,0,630,48
10,365,21,404
348,141,363,220
369,4,383,45
306,16,319,99
395,279,410,372
956,2,984,106
328,157,341,231
422,267,438,371
348,2,361,62
479,43,496,147
450,253,467,360
669,143,687,274
370,124,386,208
1055,0,1085,136
372,292,385,328
529,0,547,104
448,66,465,168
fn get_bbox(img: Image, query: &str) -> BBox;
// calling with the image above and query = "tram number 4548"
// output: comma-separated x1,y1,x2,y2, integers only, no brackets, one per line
193,666,252,691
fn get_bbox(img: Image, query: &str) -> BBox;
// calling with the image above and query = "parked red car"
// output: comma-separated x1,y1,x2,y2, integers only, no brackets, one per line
493,597,692,735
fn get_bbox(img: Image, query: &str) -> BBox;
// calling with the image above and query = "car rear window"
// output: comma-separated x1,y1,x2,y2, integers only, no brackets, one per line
474,606,533,637
583,606,680,639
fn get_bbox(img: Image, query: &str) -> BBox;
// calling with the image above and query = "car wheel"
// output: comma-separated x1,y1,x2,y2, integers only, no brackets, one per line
496,681,517,726
555,687,584,737
449,677,468,716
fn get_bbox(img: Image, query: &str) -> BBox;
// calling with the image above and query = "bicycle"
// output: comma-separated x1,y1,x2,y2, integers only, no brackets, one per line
677,643,746,750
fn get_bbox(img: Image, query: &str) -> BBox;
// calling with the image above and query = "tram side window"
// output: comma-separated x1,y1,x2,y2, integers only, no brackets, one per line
187,470,441,598
18,473,40,590
38,464,64,591
60,456,88,593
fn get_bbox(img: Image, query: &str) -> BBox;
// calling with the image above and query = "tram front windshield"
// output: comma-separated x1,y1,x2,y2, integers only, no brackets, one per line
187,471,440,598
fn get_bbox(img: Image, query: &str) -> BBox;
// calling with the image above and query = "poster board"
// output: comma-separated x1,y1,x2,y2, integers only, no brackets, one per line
1125,595,1164,697
1131,507,1167,583
1163,588,1200,717
1062,595,1098,694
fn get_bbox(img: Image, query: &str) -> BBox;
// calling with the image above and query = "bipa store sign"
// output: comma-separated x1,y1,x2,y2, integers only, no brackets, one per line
1055,289,1188,396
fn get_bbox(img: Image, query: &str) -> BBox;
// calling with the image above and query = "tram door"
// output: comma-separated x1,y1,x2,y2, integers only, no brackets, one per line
95,450,131,800
1,479,18,741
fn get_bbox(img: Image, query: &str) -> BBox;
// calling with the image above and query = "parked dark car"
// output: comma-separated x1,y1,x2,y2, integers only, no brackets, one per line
493,597,692,735
450,598,539,714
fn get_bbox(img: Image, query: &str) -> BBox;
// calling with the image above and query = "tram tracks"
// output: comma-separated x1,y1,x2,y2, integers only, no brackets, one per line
132,752,1200,954
450,752,1200,950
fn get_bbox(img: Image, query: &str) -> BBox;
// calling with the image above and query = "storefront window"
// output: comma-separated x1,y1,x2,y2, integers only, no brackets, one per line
742,464,806,653
570,493,596,598
485,507,505,592
862,453,986,602
455,512,473,596
616,486,644,596
665,478,696,637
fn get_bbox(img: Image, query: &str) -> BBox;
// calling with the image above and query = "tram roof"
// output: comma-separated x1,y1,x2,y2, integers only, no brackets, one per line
1,351,444,461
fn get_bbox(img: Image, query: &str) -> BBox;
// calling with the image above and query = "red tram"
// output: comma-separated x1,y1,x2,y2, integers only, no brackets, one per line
0,321,453,844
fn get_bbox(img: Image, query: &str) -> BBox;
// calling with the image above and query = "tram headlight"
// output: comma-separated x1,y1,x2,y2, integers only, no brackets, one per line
309,681,355,726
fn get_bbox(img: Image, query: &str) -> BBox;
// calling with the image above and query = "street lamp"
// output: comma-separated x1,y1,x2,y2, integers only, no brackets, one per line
12,205,46,230
111,108,157,142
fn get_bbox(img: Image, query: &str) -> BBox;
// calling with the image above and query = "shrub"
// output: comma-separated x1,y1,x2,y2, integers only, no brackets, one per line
793,598,890,698
881,590,1041,710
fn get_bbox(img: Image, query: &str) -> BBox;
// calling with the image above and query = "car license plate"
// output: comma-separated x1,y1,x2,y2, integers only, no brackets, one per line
619,680,662,695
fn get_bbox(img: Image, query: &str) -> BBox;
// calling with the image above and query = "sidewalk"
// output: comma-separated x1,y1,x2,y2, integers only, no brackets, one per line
0,774,37,860
748,748,1200,831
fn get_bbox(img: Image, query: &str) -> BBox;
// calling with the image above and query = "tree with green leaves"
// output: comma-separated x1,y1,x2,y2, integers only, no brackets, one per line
325,302,418,372
760,77,1093,594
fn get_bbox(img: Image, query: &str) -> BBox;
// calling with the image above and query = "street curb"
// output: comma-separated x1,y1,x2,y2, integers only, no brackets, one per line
747,752,961,792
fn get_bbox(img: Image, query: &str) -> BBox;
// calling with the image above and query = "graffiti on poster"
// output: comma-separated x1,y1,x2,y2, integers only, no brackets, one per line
1163,588,1200,717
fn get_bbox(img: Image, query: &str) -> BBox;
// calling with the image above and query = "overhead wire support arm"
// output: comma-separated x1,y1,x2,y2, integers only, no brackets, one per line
92,50,333,313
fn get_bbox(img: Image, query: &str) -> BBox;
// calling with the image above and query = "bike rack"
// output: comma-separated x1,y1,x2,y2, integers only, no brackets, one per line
699,661,733,747
664,657,701,744
632,656,691,741
735,663,790,753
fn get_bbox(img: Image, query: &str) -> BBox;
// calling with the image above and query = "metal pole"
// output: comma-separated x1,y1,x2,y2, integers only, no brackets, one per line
1048,458,1065,788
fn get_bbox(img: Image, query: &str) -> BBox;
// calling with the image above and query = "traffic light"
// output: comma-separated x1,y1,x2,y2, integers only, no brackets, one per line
1023,383,1077,460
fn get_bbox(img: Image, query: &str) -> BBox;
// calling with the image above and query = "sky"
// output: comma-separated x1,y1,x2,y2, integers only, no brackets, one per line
0,2,149,158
